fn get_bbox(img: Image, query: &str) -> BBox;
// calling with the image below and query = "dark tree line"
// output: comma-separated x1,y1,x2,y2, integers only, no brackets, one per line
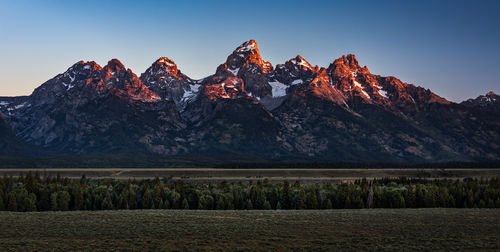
1,173,500,211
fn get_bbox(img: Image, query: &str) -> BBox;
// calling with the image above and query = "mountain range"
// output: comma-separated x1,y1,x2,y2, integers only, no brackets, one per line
1,40,499,164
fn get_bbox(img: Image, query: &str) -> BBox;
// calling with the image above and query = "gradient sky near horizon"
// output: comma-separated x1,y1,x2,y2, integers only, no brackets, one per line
0,0,499,102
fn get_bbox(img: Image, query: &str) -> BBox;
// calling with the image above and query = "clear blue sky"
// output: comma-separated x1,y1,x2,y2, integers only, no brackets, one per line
0,0,499,102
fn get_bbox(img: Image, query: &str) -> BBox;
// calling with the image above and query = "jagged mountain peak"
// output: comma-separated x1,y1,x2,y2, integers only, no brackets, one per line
291,54,309,63
139,57,198,109
288,55,318,72
461,91,500,112
270,55,319,90
153,57,180,77
340,54,360,69
104,59,127,72
71,60,102,71
219,40,273,76
328,54,364,78
234,39,258,53
141,57,191,83
37,60,104,95
211,40,273,99
155,57,177,67
28,58,160,104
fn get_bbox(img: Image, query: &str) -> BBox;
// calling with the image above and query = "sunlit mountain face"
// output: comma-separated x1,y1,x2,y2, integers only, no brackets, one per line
0,40,499,162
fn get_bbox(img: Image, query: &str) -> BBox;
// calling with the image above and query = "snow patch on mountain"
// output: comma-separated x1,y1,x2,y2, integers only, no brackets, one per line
181,84,201,103
14,102,27,110
228,67,240,76
62,82,75,91
379,89,389,99
290,58,312,70
268,81,288,97
291,79,303,85
354,80,370,99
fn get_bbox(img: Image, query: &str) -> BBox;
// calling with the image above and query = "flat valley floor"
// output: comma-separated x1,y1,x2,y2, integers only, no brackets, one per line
0,209,499,251
1,168,499,183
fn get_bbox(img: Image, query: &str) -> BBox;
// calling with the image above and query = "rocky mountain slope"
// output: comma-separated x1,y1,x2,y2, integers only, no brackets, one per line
0,115,28,156
461,91,500,113
0,40,498,162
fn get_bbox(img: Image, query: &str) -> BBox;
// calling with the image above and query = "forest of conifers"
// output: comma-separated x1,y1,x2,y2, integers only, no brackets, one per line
1,173,500,211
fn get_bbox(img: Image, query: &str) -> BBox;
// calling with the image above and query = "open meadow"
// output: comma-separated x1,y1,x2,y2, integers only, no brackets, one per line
0,209,499,251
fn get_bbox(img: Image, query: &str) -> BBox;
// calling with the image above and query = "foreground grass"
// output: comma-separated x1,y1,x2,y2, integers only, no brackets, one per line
0,209,499,251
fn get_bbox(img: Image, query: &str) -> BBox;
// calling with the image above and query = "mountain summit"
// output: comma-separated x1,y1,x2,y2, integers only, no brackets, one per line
461,91,500,113
217,40,273,75
0,40,498,162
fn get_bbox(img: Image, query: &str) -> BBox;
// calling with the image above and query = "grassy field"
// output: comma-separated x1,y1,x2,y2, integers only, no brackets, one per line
0,209,499,251
1,168,499,183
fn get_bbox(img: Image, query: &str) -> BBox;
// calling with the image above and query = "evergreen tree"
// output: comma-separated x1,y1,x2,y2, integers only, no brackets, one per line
366,189,374,208
479,199,486,208
181,198,190,209
7,192,17,211
345,197,351,209
0,192,4,211
246,199,253,210
326,199,333,209
170,191,181,209
226,201,235,210
216,197,225,210
467,190,475,208
263,200,271,210
102,192,114,210
127,187,136,209
72,185,84,210
297,188,307,209
254,188,266,209
487,199,495,208
23,193,37,212
142,188,154,209
425,186,438,208
448,195,456,208
163,198,171,209
416,184,425,207
84,198,92,211
118,194,127,209
398,195,406,208
282,181,290,209
57,191,71,211
308,186,319,209
38,187,50,211
276,201,281,210
200,195,214,210
406,186,416,208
